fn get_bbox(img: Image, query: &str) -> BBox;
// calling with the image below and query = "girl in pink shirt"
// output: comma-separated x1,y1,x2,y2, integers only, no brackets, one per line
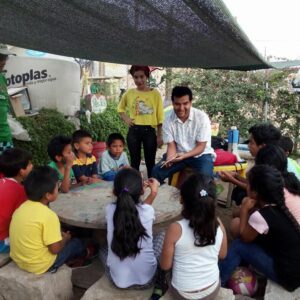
255,144,300,224
220,165,300,291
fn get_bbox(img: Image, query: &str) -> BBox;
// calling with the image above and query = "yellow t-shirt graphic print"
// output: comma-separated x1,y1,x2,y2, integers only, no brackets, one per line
135,97,154,115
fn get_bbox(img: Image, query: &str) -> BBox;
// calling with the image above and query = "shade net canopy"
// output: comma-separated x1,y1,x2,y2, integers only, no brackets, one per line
0,0,271,70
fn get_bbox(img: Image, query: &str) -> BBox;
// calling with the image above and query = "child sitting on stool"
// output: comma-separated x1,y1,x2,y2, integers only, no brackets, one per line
0,148,33,253
72,130,101,184
48,135,77,193
99,133,130,181
9,166,87,274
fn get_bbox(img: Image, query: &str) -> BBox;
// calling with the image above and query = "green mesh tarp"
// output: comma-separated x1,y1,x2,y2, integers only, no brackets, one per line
0,0,271,70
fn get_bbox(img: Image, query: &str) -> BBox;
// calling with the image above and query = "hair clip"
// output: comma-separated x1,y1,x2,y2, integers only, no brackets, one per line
199,189,208,197
123,187,129,192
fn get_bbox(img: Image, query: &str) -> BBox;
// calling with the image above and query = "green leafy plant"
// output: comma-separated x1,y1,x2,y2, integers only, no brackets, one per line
12,104,127,166
270,90,300,152
168,69,263,138
13,108,75,166
166,68,300,154
80,102,128,142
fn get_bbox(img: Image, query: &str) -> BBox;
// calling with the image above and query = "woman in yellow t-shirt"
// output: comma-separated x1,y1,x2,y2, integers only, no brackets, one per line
118,65,164,178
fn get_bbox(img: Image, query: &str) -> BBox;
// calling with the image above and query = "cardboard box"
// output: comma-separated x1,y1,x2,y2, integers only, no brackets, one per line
10,94,25,117
215,178,233,207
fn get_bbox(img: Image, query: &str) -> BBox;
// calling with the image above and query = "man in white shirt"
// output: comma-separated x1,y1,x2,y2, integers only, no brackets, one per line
151,86,214,184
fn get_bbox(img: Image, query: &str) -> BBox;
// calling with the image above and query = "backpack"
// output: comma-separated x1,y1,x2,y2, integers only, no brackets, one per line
211,136,228,151
214,149,237,166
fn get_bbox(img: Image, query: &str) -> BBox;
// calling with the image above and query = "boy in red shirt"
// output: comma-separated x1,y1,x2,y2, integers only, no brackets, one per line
0,148,33,253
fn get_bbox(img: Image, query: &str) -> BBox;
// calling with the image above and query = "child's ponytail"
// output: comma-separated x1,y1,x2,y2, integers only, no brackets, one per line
248,165,300,234
282,171,300,196
111,169,148,260
277,190,300,234
255,144,300,196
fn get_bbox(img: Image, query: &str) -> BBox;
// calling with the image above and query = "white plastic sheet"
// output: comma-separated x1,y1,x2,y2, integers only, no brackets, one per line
8,115,31,141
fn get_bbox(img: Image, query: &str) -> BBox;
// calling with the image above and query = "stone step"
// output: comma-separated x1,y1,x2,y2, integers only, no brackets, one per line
0,262,73,300
160,286,235,300
0,253,11,268
264,280,300,300
81,275,152,300
82,274,236,300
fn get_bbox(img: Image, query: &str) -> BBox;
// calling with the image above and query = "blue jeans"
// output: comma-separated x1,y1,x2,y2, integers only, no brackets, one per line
0,240,10,253
102,170,117,181
219,239,278,286
151,153,214,184
48,238,85,272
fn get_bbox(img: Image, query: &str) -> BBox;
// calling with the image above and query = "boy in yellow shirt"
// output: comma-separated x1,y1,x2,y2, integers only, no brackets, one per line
9,166,86,274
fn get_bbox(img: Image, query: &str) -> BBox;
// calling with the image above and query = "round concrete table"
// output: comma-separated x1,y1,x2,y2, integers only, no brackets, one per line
50,181,181,230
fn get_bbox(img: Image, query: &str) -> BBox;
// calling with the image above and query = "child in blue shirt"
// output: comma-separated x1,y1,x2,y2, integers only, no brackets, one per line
99,133,130,181
278,136,300,180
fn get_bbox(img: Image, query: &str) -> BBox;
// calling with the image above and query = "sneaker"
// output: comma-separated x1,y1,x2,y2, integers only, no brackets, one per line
85,244,98,259
150,288,163,300
67,257,92,269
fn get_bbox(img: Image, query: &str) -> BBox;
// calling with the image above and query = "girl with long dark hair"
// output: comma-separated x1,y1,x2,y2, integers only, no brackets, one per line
255,144,300,223
158,173,227,299
230,144,300,238
220,165,300,292
100,168,163,289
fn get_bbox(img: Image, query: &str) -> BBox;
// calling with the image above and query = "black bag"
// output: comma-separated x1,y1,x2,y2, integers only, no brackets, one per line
211,136,228,151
